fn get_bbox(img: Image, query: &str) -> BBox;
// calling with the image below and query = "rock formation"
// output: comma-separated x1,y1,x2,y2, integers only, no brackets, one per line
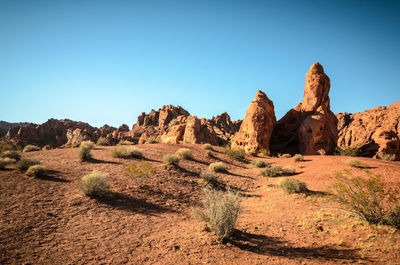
231,90,276,153
271,63,338,155
337,101,400,160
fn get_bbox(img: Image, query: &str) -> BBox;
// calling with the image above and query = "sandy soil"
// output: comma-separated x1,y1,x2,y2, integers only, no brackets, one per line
1,143,400,264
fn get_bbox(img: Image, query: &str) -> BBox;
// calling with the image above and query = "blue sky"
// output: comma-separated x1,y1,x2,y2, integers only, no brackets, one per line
0,0,399,128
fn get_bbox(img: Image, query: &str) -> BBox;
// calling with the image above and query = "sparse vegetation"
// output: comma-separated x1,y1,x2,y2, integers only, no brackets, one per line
209,162,227,173
258,148,270,156
163,154,180,166
0,150,21,161
280,178,307,194
387,206,400,229
176,148,193,160
260,166,282,177
335,147,360,157
282,165,295,175
146,138,159,144
203,143,212,150
224,146,246,161
205,150,213,157
251,159,269,168
111,147,143,159
96,137,109,146
0,141,20,153
279,153,291,158
23,145,40,152
0,157,16,169
293,154,303,162
346,159,364,168
79,141,94,161
125,161,155,187
26,165,47,178
80,171,110,197
194,188,241,242
201,172,218,187
16,158,40,172
317,149,326,156
377,151,396,162
329,170,400,226
118,140,134,145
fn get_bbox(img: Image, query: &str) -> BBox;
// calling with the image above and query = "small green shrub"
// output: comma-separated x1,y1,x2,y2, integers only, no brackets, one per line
96,137,109,146
176,148,193,160
317,149,326,156
203,143,212,150
163,154,180,166
79,142,94,161
201,172,218,187
282,165,295,175
279,153,291,158
16,158,40,172
280,178,307,194
111,147,143,159
26,165,47,178
260,166,282,177
335,147,360,156
293,154,303,162
225,148,245,161
23,145,40,152
194,188,241,242
0,150,21,161
118,140,134,145
0,141,20,153
0,157,16,169
329,171,399,225
251,159,269,168
81,171,110,197
72,135,85,147
209,162,227,173
377,151,396,162
205,150,213,157
346,159,363,168
125,161,155,187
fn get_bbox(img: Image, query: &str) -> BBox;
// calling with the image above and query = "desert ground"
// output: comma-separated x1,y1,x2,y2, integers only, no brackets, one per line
1,143,400,264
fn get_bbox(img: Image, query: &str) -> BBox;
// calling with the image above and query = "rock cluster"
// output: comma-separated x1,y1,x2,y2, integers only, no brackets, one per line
231,90,276,153
270,63,338,155
337,102,400,160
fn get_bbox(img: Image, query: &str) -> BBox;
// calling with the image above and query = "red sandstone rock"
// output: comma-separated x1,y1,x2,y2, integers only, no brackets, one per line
231,90,276,153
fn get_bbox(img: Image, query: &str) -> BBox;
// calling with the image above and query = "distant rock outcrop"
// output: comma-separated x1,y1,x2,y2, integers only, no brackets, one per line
336,102,400,160
271,63,338,155
0,121,36,138
132,105,240,145
231,90,276,153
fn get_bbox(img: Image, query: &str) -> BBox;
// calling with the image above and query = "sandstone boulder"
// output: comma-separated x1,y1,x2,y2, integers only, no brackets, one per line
271,63,338,155
231,90,276,153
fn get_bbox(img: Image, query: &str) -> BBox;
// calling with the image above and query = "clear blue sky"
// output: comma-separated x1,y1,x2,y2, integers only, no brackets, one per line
1,0,399,128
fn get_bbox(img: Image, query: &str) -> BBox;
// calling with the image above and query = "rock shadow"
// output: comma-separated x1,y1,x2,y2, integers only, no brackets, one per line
85,158,122,165
230,230,365,262
39,169,70,182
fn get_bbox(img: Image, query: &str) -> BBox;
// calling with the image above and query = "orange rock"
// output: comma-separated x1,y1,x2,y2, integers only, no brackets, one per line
231,90,276,153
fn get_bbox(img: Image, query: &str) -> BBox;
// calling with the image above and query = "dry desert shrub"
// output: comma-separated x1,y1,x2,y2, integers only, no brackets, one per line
176,148,193,160
201,171,218,187
118,140,134,145
377,151,396,162
225,147,245,161
258,148,270,156
205,150,213,157
346,159,365,168
146,138,159,144
26,165,47,178
251,159,269,168
194,188,241,242
0,157,16,169
203,143,212,150
163,154,180,166
279,153,291,158
96,137,109,146
81,171,110,197
16,157,40,172
72,135,85,148
293,154,304,162
317,149,326,155
79,141,94,161
260,166,282,177
209,162,227,173
335,147,360,156
280,178,307,194
111,147,143,159
0,141,20,153
23,144,40,152
329,170,400,227
0,150,21,161
125,161,155,187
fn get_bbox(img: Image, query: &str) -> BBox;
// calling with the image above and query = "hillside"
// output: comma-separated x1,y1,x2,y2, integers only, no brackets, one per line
1,143,399,264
